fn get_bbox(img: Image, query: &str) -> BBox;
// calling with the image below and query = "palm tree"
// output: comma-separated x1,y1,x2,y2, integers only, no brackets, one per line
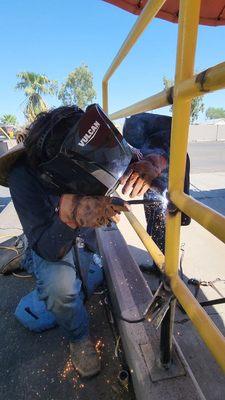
0,114,18,125
15,72,57,122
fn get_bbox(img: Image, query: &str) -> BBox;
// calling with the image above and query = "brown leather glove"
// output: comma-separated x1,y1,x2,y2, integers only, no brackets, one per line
120,154,167,198
59,195,131,229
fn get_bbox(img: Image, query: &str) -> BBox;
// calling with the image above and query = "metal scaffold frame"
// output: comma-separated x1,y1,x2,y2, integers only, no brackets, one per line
102,0,225,373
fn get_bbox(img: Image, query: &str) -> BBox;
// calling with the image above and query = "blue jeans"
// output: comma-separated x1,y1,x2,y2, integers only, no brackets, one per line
32,249,89,342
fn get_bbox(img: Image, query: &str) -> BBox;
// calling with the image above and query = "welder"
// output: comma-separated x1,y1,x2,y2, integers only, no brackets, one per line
123,112,190,273
0,104,166,378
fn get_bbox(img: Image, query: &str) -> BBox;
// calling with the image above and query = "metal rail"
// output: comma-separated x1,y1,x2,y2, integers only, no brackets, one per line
102,0,166,112
165,0,201,277
171,191,225,244
109,61,225,120
124,210,165,270
102,0,225,373
171,275,225,371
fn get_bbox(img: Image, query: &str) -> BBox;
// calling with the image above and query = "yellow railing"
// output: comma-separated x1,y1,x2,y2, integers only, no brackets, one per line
102,0,225,373
109,61,225,120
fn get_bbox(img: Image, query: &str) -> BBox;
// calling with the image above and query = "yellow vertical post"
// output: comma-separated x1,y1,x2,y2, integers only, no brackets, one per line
102,81,108,114
165,0,201,277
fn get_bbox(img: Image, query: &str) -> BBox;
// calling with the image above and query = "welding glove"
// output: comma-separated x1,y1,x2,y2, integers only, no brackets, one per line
59,195,131,229
120,154,167,198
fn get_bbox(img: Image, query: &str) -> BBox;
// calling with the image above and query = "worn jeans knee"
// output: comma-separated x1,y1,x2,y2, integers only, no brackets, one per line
32,249,89,341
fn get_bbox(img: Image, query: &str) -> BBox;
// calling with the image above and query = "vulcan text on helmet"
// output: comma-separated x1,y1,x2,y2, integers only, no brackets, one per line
78,121,100,147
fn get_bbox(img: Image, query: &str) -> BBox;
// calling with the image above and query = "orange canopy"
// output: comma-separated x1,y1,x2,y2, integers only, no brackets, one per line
103,0,225,26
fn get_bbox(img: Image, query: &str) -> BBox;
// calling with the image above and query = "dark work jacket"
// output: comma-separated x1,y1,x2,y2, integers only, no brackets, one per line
8,157,94,261
123,112,191,225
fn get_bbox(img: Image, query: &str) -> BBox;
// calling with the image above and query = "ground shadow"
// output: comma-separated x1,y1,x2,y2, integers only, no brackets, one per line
190,188,225,216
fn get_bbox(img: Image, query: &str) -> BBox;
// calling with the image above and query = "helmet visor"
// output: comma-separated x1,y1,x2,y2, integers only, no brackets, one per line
39,104,132,195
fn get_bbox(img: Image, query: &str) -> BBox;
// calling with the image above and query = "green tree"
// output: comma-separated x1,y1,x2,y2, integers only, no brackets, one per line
206,107,225,119
0,114,18,125
163,76,204,123
15,72,57,122
58,64,96,109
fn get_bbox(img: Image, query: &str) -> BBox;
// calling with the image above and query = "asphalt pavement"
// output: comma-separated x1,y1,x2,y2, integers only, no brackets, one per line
0,197,134,399
188,141,225,173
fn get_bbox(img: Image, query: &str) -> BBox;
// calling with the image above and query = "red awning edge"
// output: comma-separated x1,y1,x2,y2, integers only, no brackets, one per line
103,0,225,26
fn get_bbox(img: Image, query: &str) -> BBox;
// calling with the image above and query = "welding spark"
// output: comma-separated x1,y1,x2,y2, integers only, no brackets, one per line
145,188,168,212
95,339,104,353
60,357,74,380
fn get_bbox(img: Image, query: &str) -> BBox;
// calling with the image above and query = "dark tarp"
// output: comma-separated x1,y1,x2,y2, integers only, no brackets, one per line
103,0,225,26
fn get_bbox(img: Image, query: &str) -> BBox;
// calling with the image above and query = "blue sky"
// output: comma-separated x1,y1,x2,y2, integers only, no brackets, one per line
1,0,225,124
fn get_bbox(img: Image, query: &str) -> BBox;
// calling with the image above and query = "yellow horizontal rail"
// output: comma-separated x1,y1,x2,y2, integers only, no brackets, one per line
109,61,225,120
171,191,225,244
109,89,170,120
179,61,225,98
103,0,166,84
171,275,225,374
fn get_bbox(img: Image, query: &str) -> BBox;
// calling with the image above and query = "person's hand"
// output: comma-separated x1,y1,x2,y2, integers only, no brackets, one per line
120,154,167,198
59,195,131,228
144,153,167,170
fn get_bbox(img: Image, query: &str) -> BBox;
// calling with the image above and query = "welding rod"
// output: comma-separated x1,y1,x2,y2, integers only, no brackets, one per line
111,198,161,206
127,199,158,205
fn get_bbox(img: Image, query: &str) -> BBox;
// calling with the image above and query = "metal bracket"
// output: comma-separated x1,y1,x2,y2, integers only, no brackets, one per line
144,282,175,329
165,191,179,215
167,200,178,214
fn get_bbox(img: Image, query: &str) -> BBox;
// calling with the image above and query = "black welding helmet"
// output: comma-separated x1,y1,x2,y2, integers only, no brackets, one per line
37,104,132,195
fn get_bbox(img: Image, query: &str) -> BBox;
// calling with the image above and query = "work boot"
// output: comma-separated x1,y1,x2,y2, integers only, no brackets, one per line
70,338,101,378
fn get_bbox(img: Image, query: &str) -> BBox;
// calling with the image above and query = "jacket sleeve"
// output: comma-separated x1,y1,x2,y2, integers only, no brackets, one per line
8,164,78,261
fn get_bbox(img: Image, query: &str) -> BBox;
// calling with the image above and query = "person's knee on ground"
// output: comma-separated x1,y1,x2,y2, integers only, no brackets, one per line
46,262,101,377
35,261,88,338
33,252,100,377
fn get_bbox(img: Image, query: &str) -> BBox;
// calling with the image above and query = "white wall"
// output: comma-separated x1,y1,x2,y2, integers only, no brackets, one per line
189,124,225,142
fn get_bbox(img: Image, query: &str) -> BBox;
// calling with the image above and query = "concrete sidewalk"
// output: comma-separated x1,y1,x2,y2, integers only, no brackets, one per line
117,171,225,400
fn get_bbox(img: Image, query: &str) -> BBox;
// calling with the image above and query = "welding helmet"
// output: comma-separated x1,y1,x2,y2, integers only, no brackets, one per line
36,104,132,195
